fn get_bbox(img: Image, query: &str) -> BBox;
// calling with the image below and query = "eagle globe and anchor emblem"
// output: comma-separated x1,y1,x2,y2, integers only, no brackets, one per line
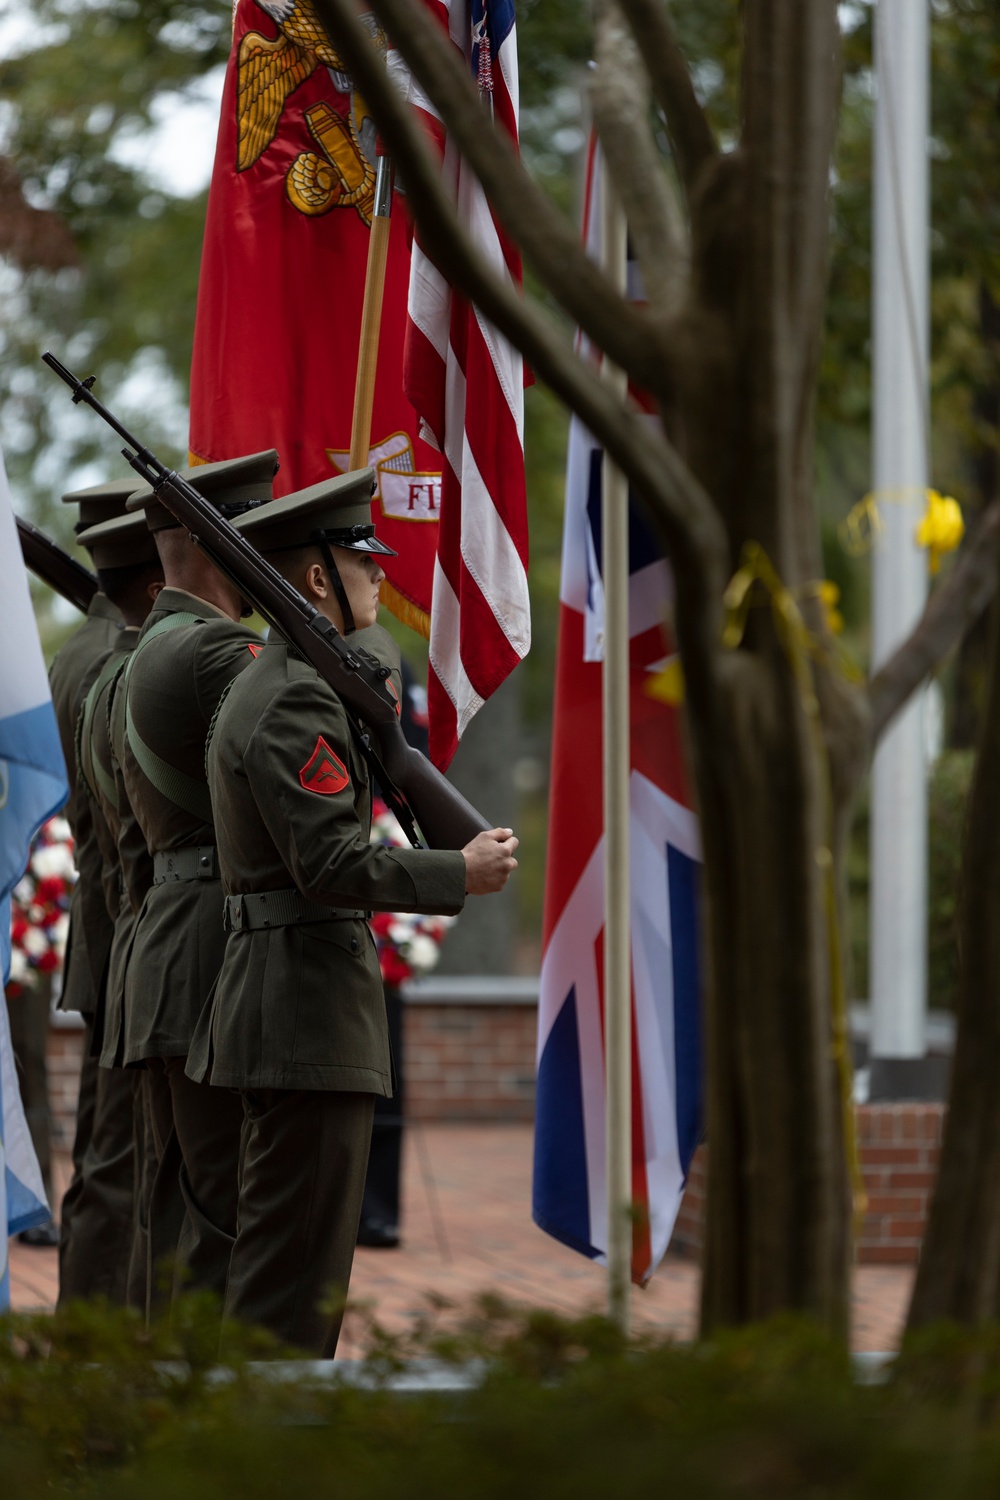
236,0,388,225
238,3,444,516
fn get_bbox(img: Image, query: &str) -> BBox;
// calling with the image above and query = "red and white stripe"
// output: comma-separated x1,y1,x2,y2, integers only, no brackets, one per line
403,0,529,769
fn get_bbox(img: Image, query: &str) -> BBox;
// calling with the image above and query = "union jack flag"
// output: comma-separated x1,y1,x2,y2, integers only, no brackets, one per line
403,0,529,769
532,146,703,1283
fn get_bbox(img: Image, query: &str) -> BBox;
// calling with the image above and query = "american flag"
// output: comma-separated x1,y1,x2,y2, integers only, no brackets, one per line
403,0,529,769
532,146,703,1283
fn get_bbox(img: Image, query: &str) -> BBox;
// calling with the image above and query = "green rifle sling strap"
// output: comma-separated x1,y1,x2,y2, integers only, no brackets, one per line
122,611,215,824
77,650,130,812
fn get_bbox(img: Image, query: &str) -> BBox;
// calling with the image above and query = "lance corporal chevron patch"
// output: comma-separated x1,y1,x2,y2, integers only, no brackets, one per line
299,735,349,795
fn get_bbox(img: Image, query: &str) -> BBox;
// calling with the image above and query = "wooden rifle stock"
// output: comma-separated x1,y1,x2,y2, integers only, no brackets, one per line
17,514,98,614
41,352,491,852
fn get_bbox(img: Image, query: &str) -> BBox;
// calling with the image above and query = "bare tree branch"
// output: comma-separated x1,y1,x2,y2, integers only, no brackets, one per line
336,0,675,394
868,503,1000,746
591,0,689,317
615,0,718,198
0,158,78,271
312,0,728,619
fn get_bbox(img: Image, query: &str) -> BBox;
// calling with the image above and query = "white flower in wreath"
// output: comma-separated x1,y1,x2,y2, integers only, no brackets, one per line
33,843,76,881
21,926,48,960
388,918,415,947
406,933,440,974
8,947,31,986
53,913,70,954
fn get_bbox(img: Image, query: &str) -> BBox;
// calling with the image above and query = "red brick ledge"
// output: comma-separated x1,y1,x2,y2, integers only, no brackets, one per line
670,1103,946,1266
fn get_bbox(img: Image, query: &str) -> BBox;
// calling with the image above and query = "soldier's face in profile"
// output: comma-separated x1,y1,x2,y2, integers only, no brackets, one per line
335,547,386,632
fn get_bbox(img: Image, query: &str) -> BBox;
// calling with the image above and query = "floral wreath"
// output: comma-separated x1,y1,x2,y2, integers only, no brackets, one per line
368,798,454,987
7,817,76,999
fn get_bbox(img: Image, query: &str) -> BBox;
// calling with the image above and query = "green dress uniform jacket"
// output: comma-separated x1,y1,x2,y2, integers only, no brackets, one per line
188,636,467,1095
48,592,123,1017
61,627,148,1306
118,587,259,1064
75,629,154,1065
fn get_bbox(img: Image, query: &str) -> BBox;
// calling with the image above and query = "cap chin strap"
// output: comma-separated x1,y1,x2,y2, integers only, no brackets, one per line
315,534,356,635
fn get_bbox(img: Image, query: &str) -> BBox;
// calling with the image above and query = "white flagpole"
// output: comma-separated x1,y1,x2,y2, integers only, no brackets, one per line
869,0,930,1099
601,171,632,1333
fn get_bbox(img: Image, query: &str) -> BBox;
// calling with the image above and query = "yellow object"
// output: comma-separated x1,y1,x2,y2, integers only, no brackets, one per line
839,493,883,558
645,656,685,705
722,542,866,1229
816,580,844,636
915,490,964,574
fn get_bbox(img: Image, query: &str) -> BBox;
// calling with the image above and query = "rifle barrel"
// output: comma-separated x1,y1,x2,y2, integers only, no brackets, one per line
41,353,491,851
16,514,98,614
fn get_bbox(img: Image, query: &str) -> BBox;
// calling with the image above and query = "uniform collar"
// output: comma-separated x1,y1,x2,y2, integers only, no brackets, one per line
86,591,123,624
151,586,234,622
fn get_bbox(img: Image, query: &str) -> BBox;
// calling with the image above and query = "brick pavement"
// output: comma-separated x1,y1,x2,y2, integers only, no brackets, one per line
9,1125,913,1355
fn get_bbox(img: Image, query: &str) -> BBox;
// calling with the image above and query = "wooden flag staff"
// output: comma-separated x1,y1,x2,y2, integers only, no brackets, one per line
349,153,395,471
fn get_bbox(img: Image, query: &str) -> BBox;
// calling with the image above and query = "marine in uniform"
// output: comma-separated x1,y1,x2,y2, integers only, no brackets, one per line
66,509,163,1305
48,478,135,1280
118,452,277,1312
188,470,518,1356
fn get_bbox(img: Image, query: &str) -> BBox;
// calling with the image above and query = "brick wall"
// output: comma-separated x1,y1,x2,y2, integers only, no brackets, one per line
668,1104,946,1266
47,1022,85,1153
404,1002,537,1121
856,1102,944,1264
45,993,540,1136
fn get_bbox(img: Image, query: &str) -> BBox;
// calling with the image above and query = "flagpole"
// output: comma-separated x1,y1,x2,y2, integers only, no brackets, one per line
601,173,632,1335
349,153,394,471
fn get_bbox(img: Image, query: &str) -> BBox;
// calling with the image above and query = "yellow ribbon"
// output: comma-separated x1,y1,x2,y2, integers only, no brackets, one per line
840,486,964,571
916,490,964,574
722,542,866,1231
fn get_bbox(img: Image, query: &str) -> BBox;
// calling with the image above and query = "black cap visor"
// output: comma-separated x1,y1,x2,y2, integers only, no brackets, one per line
318,524,397,557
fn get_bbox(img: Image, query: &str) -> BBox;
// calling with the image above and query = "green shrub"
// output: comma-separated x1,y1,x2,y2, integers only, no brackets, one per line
10,1299,1000,1496
848,749,975,1011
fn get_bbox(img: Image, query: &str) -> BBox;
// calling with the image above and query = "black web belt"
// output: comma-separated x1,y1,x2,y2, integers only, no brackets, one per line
224,889,369,933
152,845,219,884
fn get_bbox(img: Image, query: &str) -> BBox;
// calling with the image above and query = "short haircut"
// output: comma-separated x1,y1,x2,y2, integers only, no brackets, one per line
95,560,163,613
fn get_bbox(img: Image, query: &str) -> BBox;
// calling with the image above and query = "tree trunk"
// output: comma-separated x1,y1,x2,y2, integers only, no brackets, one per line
907,460,1000,1330
950,284,1000,749
668,0,855,1332
694,646,852,1333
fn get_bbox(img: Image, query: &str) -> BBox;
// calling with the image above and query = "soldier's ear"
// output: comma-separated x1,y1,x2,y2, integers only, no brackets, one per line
303,560,329,602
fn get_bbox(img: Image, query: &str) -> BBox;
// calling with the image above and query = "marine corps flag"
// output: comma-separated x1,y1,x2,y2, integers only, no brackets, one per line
189,0,442,632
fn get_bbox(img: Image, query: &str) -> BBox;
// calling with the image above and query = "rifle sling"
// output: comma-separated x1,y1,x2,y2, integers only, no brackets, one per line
77,651,129,812
123,612,215,823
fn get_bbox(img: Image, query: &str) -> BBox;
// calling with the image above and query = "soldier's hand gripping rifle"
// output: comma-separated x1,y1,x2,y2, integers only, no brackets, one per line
17,513,98,614
43,352,489,853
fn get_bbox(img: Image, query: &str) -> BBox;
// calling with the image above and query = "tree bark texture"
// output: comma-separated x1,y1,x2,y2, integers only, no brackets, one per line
907,527,1000,1328
670,2,853,1334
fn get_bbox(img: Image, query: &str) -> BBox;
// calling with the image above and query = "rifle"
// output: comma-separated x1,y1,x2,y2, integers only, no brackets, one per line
17,513,98,614
42,352,491,853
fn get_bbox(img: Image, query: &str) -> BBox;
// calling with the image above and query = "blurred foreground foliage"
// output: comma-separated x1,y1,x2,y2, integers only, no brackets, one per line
10,1298,1000,1495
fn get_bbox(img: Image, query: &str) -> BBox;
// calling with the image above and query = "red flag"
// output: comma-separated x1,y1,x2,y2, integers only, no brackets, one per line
189,0,442,634
403,0,530,768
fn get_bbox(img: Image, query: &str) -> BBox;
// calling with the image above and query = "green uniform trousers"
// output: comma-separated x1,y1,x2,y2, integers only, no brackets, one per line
135,1066,186,1318
145,1058,243,1311
223,1089,375,1359
60,1035,98,1283
58,1055,135,1305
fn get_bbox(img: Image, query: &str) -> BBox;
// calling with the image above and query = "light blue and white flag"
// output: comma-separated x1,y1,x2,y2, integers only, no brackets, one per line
0,442,67,1306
